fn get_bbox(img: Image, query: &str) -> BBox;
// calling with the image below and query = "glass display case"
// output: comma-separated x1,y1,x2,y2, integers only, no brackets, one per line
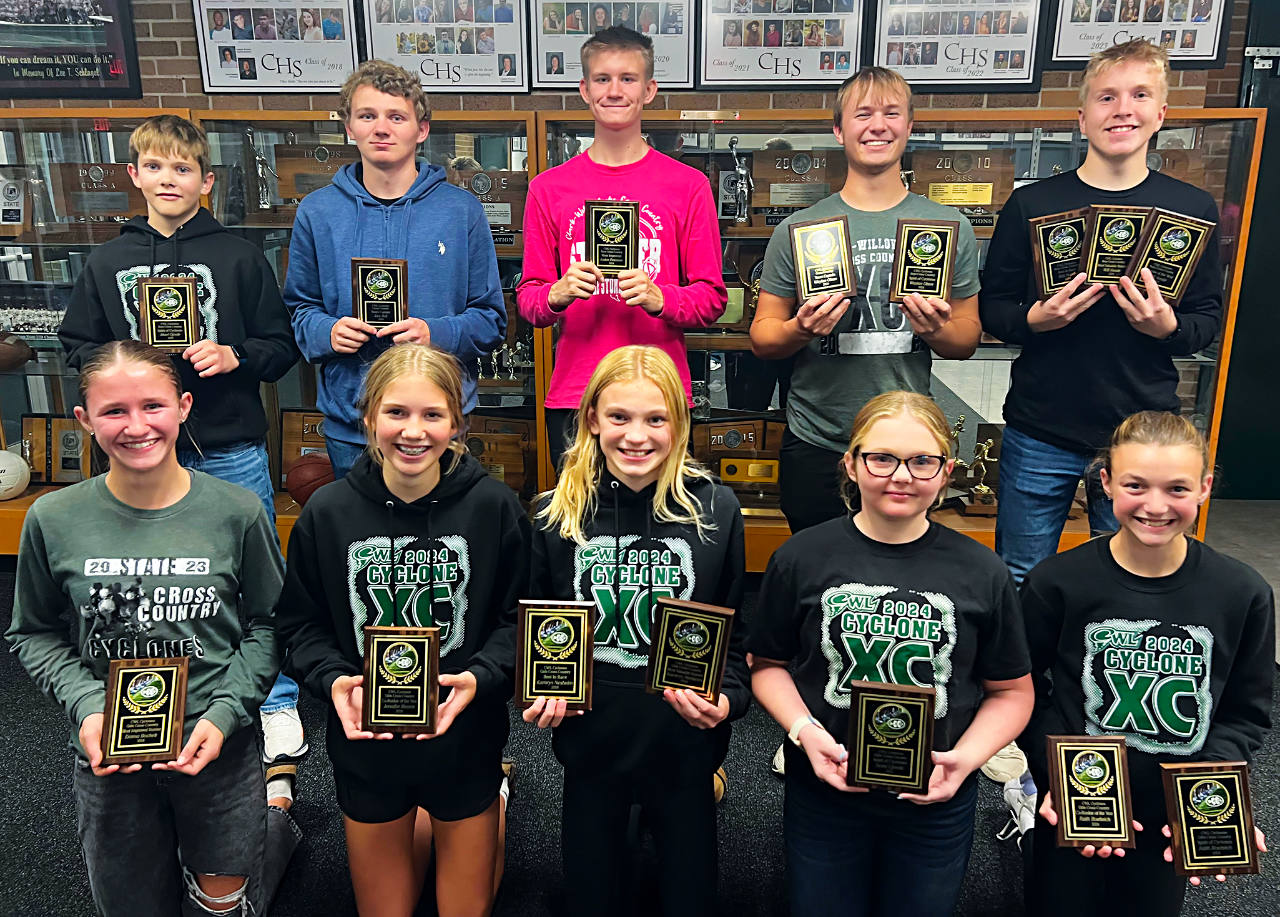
191,110,543,504
538,108,1263,560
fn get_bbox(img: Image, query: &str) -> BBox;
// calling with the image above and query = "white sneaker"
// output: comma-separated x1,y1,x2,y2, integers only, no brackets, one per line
771,742,786,778
995,777,1037,848
261,707,308,763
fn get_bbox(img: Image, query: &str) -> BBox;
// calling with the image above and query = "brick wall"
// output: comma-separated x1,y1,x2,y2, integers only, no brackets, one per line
0,2,1254,114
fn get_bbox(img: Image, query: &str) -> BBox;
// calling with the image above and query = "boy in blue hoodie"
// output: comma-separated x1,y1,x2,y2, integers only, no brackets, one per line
285,59,507,477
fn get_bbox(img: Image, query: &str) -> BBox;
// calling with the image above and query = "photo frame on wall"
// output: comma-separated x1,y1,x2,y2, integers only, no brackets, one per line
872,0,1043,92
534,0,693,88
194,0,359,92
1050,0,1235,69
0,0,142,98
363,0,530,92
697,0,864,90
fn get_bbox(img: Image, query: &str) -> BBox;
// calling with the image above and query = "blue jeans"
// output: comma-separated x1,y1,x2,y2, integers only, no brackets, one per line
178,439,298,713
994,425,1118,583
324,436,366,480
784,772,978,917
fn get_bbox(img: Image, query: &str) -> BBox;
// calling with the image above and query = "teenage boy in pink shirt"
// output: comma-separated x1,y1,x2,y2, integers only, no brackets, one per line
518,26,726,468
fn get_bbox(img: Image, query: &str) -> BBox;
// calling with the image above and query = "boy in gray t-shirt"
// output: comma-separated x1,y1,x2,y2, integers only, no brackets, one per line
751,68,981,533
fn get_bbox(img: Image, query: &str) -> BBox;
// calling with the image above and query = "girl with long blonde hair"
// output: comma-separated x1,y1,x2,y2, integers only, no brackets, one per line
526,345,748,917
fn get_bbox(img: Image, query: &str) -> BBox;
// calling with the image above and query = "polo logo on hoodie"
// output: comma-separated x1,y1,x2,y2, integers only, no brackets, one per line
572,535,695,668
347,534,472,656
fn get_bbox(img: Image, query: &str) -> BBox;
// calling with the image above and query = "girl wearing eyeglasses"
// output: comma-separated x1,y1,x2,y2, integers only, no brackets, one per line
749,390,1034,916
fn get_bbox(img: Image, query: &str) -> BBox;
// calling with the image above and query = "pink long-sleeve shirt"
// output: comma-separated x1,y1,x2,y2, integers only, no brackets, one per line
517,149,727,408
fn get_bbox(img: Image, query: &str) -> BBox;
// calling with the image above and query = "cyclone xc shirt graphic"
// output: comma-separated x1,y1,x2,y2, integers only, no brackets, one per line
573,535,695,667
347,535,471,656
819,582,957,716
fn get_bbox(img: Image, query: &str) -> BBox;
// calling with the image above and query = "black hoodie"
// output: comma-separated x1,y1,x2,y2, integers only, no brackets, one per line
59,209,299,450
276,449,529,775
531,470,748,777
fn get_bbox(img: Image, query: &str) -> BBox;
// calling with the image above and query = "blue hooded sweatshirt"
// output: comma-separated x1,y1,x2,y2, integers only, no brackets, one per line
285,160,506,444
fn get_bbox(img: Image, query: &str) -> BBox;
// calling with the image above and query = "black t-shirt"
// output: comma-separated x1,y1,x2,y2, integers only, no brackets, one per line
979,170,1223,452
750,517,1031,786
1020,536,1275,812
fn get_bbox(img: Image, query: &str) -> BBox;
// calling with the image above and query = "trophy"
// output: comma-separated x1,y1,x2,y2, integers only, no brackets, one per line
960,438,998,516
101,657,189,765
1046,736,1137,849
1161,761,1259,876
889,219,960,303
1125,208,1216,307
1029,208,1089,299
361,626,440,734
351,258,408,328
585,200,640,277
845,680,935,794
644,598,735,704
136,277,201,351
515,600,595,710
728,136,753,225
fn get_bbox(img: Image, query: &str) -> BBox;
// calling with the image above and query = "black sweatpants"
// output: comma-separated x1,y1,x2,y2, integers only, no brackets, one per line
545,407,577,474
779,428,847,534
561,766,717,917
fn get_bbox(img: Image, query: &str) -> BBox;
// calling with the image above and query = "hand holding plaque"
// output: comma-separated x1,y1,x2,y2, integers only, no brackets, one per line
100,657,189,766
352,258,408,329
515,600,595,711
1124,208,1215,307
585,200,640,278
1161,761,1259,876
644,598,734,706
136,277,201,352
1046,736,1136,850
1028,208,1089,300
890,219,959,304
789,216,855,303
361,626,440,735
845,679,935,794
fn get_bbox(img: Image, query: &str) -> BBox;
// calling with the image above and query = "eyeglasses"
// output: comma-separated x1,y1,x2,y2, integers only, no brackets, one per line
859,452,947,480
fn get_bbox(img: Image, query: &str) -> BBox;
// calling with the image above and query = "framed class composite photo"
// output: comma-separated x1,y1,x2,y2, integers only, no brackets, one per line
1050,0,1235,70
873,0,1044,92
194,0,358,92
697,0,864,89
515,599,595,711
364,0,529,92
535,0,693,88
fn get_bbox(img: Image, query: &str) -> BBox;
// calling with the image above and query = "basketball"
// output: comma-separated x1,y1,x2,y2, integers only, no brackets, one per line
285,453,334,507
0,450,31,500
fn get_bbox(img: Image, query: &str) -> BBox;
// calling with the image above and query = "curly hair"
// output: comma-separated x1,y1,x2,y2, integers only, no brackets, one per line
338,59,431,125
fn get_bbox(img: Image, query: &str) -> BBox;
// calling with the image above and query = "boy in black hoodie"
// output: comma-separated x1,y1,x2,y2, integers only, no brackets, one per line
57,116,307,798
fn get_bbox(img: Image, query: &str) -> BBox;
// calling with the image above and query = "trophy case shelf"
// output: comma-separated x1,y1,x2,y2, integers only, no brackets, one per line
536,107,1265,565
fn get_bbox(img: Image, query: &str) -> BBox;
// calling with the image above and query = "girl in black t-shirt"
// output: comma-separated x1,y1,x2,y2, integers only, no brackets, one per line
1022,412,1272,916
749,391,1033,916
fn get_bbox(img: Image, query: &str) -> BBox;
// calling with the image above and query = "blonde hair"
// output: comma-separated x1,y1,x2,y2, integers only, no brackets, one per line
339,59,431,125
1103,411,1208,478
1080,38,1171,105
839,391,951,514
358,344,465,468
539,346,715,544
129,115,212,176
833,66,913,128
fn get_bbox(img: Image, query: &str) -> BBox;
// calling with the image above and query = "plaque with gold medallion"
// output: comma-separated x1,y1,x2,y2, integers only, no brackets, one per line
136,276,202,352
1082,204,1152,286
361,625,440,734
1028,208,1089,299
889,219,960,303
515,600,595,711
1046,735,1136,849
52,163,146,221
644,598,735,704
1125,208,1215,307
273,143,360,199
789,215,855,302
585,200,640,277
845,680,935,794
1161,761,1259,876
101,657,189,766
458,170,528,249
909,149,1015,238
750,150,846,211
351,258,408,328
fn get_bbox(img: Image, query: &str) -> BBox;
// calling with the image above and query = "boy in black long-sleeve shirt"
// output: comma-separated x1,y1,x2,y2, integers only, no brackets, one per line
979,40,1222,582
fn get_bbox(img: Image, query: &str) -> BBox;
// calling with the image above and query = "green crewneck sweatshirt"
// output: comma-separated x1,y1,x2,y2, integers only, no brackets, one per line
6,471,281,758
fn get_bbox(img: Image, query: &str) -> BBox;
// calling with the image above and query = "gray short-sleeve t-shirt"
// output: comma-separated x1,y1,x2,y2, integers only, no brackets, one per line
760,191,980,452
